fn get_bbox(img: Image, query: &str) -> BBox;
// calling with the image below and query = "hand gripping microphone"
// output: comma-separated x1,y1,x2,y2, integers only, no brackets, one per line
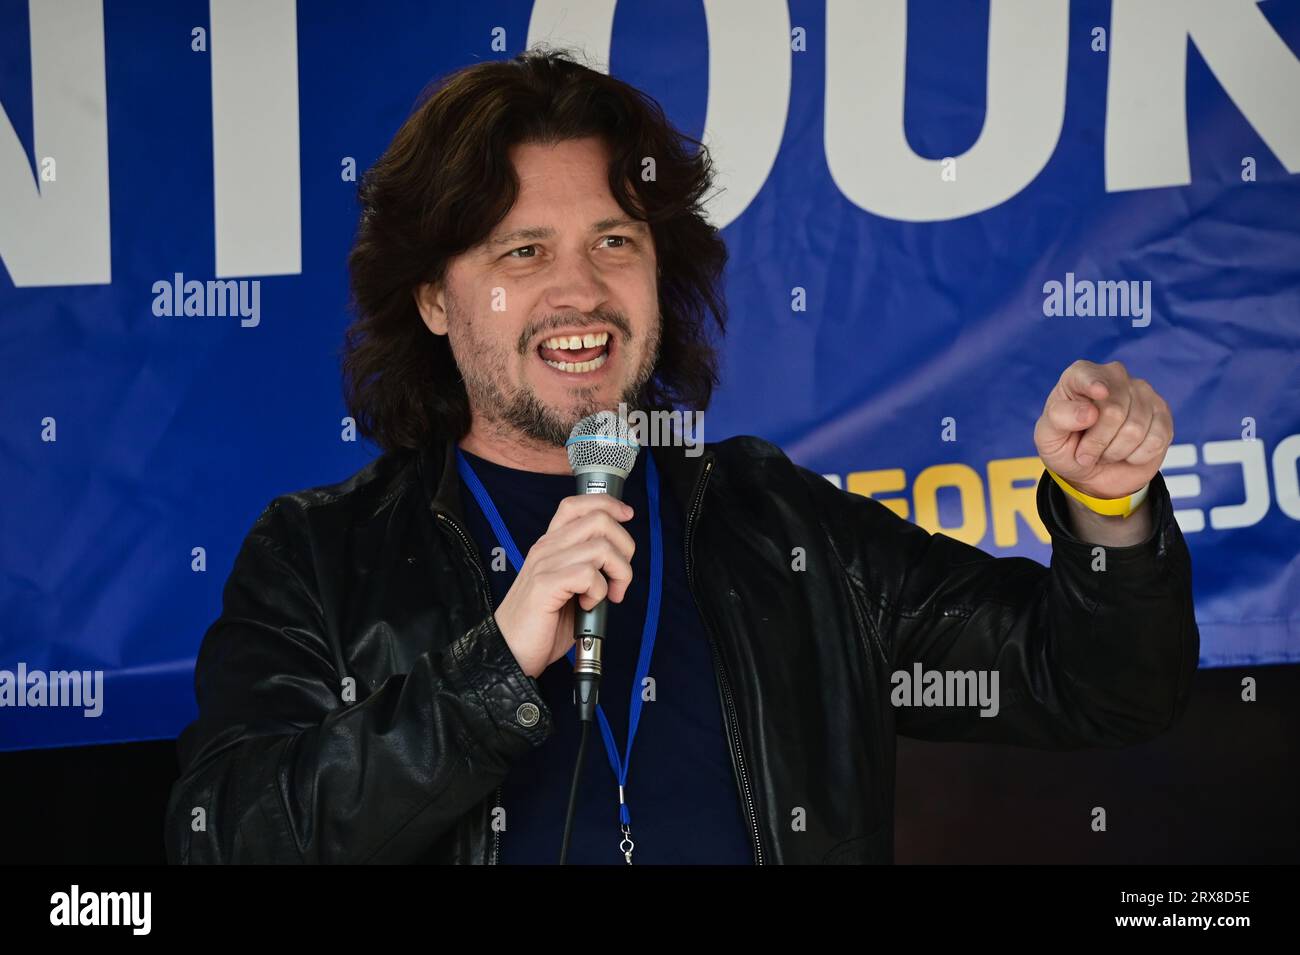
565,410,640,723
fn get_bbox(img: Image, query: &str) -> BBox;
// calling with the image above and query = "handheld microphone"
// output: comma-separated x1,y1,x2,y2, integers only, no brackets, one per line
565,411,640,723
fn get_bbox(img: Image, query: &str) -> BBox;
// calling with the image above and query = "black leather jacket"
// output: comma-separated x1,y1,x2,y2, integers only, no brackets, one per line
165,433,1198,864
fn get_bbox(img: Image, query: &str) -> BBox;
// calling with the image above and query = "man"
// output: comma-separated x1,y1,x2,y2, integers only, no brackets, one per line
164,48,1198,865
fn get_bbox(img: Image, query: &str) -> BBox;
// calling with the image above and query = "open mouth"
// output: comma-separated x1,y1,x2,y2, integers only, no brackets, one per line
536,330,612,374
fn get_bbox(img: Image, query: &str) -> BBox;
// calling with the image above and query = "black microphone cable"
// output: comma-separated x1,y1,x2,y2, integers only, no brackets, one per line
560,634,601,864
558,718,592,864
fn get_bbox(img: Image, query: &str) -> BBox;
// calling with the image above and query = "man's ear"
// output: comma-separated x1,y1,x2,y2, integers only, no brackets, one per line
413,281,449,336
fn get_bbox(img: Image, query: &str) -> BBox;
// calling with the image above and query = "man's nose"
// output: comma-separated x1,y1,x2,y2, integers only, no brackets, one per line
542,248,609,315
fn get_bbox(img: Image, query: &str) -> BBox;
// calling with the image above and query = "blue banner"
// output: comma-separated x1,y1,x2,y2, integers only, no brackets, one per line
2,0,1298,750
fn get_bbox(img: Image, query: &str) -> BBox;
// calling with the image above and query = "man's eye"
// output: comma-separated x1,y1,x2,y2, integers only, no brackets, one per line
601,235,631,249
506,245,537,259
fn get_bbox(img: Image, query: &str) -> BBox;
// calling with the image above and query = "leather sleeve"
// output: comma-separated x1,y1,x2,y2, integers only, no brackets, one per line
801,467,1199,749
164,502,552,864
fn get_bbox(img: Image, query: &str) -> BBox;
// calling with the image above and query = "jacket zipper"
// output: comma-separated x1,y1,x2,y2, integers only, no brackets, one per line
492,782,502,865
683,457,765,865
433,509,505,866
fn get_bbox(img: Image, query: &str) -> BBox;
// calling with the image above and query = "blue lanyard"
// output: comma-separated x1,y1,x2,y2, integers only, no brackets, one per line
455,447,664,861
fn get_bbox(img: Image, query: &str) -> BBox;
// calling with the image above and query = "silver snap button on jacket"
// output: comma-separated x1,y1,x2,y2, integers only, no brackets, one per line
516,702,540,727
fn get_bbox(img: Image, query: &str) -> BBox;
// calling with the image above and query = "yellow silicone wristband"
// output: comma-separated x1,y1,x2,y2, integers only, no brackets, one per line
1044,467,1149,519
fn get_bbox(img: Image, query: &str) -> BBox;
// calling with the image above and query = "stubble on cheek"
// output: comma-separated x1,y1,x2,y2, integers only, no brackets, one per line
444,288,581,447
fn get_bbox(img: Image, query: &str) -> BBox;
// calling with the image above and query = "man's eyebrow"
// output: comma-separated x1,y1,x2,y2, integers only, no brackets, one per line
479,216,650,253
591,216,650,234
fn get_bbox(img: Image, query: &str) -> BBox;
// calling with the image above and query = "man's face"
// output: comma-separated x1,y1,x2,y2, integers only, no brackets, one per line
414,136,662,447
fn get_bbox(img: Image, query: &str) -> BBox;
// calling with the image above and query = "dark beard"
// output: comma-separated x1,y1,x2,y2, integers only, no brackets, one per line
493,371,655,447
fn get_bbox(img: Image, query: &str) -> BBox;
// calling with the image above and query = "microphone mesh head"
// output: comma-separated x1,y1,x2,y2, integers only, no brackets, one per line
566,411,640,477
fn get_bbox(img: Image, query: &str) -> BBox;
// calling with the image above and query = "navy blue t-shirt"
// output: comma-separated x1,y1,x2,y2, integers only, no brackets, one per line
456,445,753,864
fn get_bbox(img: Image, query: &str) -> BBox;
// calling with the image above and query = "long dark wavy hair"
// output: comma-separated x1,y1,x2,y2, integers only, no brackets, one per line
342,46,730,453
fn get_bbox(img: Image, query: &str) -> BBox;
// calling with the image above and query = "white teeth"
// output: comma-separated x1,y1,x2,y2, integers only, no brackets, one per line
543,351,609,373
542,331,609,350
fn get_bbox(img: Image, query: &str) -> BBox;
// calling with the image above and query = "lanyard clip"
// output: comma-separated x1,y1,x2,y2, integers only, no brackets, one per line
620,823,634,864
618,786,634,864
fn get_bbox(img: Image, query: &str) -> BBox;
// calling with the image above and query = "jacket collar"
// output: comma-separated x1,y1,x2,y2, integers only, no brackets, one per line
417,429,714,523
